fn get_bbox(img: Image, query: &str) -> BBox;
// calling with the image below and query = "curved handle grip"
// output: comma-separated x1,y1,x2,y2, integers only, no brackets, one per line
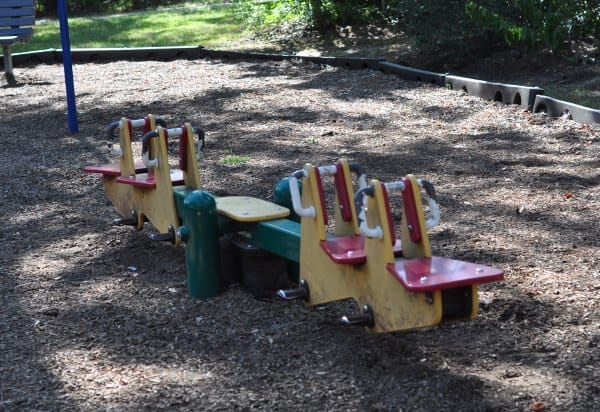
140,125,204,169
348,162,368,189
288,162,370,222
419,179,440,229
354,186,384,239
288,170,315,218
141,130,160,168
355,179,440,238
105,121,123,156
106,117,167,156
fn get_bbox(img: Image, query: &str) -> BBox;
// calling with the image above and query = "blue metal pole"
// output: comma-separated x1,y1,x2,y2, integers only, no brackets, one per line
57,0,79,133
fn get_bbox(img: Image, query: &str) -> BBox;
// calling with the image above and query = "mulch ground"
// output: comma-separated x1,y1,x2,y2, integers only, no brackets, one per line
0,58,598,411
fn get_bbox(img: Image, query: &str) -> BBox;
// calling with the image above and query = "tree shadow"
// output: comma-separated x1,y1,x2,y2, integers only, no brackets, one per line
0,57,597,410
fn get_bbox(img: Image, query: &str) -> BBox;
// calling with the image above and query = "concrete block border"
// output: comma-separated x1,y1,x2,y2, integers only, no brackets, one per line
378,62,446,86
445,74,544,109
533,95,600,124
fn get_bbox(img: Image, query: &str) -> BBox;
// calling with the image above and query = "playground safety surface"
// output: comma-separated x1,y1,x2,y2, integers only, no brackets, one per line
1,58,598,411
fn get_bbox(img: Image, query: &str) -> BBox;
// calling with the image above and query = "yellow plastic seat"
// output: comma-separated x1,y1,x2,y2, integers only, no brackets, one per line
216,196,289,222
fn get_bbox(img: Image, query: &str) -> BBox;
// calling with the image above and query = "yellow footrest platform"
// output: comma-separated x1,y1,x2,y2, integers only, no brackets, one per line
217,196,290,222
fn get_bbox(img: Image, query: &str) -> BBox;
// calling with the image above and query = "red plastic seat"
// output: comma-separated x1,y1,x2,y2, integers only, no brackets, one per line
115,169,185,188
387,257,504,292
320,235,366,264
84,160,147,176
320,234,403,264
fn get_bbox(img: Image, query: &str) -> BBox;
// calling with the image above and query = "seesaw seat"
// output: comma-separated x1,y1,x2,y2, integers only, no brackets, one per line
115,170,185,188
320,235,403,264
84,160,147,176
216,196,290,222
387,257,504,292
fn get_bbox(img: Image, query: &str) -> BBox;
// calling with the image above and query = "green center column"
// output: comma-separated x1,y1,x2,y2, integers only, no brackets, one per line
176,189,223,299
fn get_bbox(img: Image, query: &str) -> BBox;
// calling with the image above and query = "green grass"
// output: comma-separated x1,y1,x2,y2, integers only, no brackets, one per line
222,154,251,166
10,4,244,53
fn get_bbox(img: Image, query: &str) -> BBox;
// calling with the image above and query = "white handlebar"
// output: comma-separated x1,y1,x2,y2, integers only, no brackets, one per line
142,153,158,168
288,171,315,218
140,127,188,168
317,165,337,177
425,196,440,229
357,174,368,190
111,146,123,157
416,179,441,229
164,127,185,137
358,179,441,238
287,165,337,219
130,118,146,128
384,181,406,195
288,164,370,220
358,194,384,239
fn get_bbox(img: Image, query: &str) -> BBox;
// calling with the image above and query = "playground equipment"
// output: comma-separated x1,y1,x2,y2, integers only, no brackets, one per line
86,115,292,298
84,115,166,217
86,116,503,333
85,116,205,245
278,169,503,332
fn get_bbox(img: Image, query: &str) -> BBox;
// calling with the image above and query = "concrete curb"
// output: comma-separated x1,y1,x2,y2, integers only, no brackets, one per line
445,74,544,109
378,62,446,86
533,95,600,124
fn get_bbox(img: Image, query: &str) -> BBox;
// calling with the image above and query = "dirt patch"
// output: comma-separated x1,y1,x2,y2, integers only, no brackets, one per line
0,58,598,411
241,25,599,109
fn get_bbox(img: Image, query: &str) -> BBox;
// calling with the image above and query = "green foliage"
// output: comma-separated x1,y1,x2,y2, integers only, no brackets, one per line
384,0,495,61
33,0,598,60
233,0,310,29
235,0,598,58
233,0,386,30
465,0,600,53
35,0,221,17
313,1,384,27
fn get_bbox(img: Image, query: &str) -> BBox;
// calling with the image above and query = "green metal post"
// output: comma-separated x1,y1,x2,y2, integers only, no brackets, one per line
273,178,301,222
178,190,222,299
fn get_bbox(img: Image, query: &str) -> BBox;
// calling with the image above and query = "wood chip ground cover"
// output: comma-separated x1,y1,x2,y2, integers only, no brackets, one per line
0,59,598,411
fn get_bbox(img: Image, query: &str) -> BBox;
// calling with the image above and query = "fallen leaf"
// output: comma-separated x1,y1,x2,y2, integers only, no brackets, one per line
531,401,546,411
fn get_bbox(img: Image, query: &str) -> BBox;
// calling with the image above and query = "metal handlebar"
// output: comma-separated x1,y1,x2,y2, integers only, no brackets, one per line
288,162,368,219
288,169,315,218
140,126,204,169
355,178,441,239
106,117,167,156
418,179,440,229
354,186,384,239
348,162,367,188
141,130,160,168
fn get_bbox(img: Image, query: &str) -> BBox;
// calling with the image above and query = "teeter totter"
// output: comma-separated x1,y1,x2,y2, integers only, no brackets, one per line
85,116,206,244
85,116,292,298
86,117,503,333
84,115,169,218
276,165,504,333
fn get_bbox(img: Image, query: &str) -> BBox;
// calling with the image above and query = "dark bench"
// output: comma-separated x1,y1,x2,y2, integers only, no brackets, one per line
0,0,35,82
